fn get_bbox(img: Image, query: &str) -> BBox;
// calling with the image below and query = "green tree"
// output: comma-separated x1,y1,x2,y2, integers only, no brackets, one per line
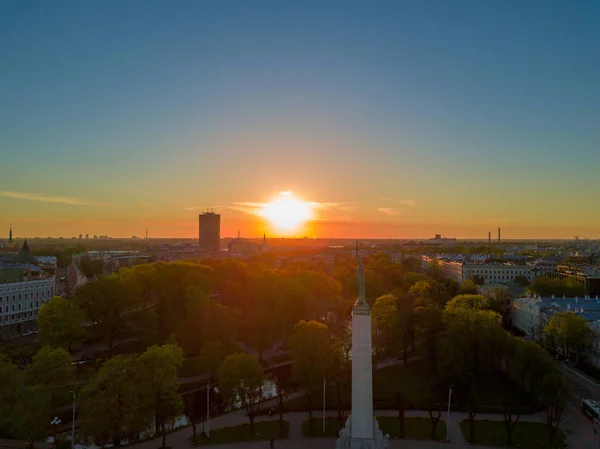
395,293,416,364
545,311,590,361
326,333,352,426
289,320,331,435
199,340,226,379
24,346,75,406
469,275,485,286
0,355,20,431
528,276,585,298
37,296,85,351
459,279,478,295
539,371,568,447
137,344,184,449
443,305,503,380
10,385,53,443
372,295,398,356
79,355,144,446
75,274,133,347
218,353,264,435
486,288,512,327
514,275,529,286
414,306,444,373
513,339,554,394
445,294,488,313
270,366,295,433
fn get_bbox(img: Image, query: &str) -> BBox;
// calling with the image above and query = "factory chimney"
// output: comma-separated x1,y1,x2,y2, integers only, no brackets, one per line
498,227,501,243
488,232,491,245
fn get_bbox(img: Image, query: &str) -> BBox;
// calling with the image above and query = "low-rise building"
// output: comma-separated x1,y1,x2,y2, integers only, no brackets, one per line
549,265,600,297
0,241,55,338
422,255,532,284
428,234,457,245
512,294,600,368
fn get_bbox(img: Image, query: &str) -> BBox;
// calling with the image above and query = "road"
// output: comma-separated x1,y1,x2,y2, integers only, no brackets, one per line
557,362,599,449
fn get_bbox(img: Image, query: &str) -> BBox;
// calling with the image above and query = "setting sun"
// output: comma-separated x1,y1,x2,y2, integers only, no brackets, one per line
259,192,314,232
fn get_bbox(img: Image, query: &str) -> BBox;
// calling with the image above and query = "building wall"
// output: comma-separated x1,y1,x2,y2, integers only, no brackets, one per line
511,297,543,340
0,277,54,338
462,265,532,284
199,213,221,253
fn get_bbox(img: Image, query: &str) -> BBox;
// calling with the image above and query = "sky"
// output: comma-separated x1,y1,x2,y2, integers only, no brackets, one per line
1,0,599,239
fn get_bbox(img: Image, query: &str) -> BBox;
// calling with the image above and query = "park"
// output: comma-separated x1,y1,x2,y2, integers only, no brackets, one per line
0,253,572,448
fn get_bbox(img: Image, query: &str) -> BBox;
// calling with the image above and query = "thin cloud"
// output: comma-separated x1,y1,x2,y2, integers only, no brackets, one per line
184,205,225,211
316,201,358,212
228,202,265,215
380,198,417,207
0,191,100,206
376,207,401,216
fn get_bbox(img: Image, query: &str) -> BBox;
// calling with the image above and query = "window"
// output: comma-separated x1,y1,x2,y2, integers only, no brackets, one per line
36,292,39,298
30,302,33,309
12,295,14,301
24,294,27,299
36,301,39,307
18,304,21,311
18,294,21,300
11,305,15,311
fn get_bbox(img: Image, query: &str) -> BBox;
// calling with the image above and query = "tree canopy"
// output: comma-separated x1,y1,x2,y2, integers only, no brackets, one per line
37,296,85,351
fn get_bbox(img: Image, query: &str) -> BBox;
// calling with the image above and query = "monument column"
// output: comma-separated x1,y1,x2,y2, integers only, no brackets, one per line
351,299,374,447
336,243,388,449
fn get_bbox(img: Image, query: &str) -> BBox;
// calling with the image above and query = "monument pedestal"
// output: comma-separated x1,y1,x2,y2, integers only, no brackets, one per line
334,416,389,449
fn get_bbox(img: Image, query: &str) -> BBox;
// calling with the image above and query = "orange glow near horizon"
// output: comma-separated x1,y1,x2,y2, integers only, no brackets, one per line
259,191,315,234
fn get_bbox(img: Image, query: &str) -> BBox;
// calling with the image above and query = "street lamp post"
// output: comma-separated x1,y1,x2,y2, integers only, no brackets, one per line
446,386,453,442
51,417,62,449
323,377,327,433
206,380,210,438
70,391,76,449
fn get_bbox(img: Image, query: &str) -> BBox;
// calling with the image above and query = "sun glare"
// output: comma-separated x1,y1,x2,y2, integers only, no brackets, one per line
260,192,314,232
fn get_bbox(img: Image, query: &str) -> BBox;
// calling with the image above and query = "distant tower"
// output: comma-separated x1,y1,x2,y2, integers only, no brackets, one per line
498,227,501,243
488,232,491,245
199,211,221,252
145,229,148,239
9,224,12,244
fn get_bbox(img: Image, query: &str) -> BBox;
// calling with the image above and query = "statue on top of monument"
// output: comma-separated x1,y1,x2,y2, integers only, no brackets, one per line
356,241,366,305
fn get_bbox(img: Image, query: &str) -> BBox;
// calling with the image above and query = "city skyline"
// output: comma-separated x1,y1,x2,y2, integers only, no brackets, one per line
1,1,600,239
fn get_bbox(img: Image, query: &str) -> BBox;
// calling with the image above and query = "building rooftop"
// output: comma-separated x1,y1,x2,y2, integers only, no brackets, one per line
516,294,600,318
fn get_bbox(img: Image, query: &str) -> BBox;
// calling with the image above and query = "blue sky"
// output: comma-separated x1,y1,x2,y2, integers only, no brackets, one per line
1,0,599,238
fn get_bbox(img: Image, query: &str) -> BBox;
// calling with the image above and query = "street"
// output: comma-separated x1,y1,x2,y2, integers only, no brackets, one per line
558,363,598,449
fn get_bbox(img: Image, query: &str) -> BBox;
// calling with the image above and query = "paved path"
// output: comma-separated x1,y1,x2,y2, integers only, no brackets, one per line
131,407,547,449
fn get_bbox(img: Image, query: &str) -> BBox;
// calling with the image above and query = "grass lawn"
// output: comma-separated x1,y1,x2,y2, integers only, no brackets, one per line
190,420,289,445
302,417,346,437
459,420,565,449
373,359,539,413
279,393,349,413
377,417,446,441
